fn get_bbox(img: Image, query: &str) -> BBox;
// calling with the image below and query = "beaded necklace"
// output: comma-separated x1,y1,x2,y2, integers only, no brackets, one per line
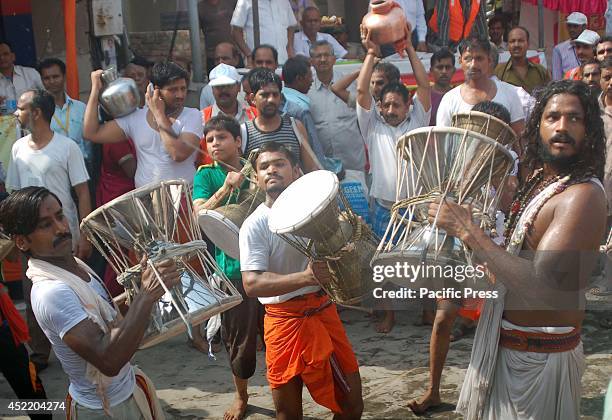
503,168,570,247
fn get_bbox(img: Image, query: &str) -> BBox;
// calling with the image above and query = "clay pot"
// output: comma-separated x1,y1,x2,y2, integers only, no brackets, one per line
362,0,408,52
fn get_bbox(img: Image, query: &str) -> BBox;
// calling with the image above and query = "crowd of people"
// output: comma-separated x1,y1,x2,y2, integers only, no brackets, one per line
0,1,610,419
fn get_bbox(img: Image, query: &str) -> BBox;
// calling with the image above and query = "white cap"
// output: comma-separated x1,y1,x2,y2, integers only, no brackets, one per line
209,63,240,87
575,29,600,46
566,12,588,25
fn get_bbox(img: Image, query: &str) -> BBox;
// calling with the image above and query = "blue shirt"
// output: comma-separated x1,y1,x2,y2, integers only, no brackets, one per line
282,86,311,112
280,93,343,174
50,95,92,163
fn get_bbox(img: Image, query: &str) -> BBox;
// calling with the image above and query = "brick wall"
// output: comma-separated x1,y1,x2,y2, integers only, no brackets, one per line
128,30,207,80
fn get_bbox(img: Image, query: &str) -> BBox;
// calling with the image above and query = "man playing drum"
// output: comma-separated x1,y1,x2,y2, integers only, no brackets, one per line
239,142,363,419
430,80,607,419
0,186,181,419
193,115,262,420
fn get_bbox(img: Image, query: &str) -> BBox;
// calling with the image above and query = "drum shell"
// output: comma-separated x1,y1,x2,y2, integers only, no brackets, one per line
322,237,377,305
451,112,517,147
215,188,265,229
302,208,354,256
375,127,514,279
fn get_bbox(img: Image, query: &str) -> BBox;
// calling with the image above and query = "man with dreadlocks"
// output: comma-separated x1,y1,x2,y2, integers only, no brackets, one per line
429,79,607,419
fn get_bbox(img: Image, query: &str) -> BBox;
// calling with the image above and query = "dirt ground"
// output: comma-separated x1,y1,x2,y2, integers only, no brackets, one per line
0,310,612,420
1,308,611,420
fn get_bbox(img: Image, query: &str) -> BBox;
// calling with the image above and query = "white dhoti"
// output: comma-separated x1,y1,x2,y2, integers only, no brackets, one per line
483,320,585,420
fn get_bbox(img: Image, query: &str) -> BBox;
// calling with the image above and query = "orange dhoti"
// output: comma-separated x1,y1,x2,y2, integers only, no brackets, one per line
264,292,359,414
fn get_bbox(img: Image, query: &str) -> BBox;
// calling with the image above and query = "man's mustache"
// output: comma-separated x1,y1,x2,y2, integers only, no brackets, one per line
549,133,576,145
53,232,72,247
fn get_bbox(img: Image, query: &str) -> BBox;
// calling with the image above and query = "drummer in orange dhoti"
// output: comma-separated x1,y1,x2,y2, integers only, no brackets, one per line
239,141,363,419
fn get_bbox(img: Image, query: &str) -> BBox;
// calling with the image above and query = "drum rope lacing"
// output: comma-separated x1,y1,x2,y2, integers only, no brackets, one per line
390,189,496,228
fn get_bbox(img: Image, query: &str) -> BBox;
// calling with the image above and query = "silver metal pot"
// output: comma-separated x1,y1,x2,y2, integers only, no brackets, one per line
99,67,140,118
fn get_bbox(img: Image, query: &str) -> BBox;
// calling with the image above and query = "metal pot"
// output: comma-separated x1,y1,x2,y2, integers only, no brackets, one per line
99,67,140,118
362,0,408,52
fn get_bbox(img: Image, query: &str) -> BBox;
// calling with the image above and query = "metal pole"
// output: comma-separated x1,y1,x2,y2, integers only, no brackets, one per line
538,0,545,49
253,0,260,47
187,0,204,83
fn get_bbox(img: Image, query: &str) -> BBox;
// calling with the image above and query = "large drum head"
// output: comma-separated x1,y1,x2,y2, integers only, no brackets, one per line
269,170,339,234
198,210,241,260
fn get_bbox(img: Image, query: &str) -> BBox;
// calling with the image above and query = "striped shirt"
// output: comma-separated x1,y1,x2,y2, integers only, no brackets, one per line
241,115,302,162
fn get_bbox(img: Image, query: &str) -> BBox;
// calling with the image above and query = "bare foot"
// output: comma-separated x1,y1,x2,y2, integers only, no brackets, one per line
407,390,441,415
224,395,248,420
375,310,395,333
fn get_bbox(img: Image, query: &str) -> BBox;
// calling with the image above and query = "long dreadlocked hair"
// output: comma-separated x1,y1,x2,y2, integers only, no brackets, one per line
521,79,606,181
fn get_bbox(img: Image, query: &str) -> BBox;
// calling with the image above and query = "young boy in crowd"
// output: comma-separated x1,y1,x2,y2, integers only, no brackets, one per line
192,114,262,420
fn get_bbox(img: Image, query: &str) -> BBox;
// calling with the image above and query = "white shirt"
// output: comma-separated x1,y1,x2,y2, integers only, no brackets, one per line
293,32,347,59
307,69,365,171
369,0,427,43
436,79,525,127
115,107,203,188
514,86,536,123
231,0,297,64
6,133,89,245
0,65,43,113
31,274,135,409
239,203,320,304
356,96,430,203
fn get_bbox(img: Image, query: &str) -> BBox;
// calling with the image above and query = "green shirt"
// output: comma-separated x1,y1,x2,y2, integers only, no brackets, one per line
495,60,550,94
193,161,248,282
